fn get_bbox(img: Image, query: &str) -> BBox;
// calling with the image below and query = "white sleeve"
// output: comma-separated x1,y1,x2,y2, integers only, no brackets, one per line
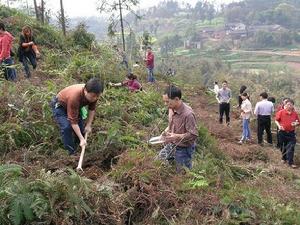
254,103,259,116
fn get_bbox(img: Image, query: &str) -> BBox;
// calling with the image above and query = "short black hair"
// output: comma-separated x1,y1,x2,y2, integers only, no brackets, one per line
0,22,5,31
267,96,276,103
241,92,248,97
127,72,137,80
164,85,181,100
260,92,268,99
222,80,228,84
147,46,152,50
85,78,104,94
214,81,218,84
240,85,247,94
282,97,289,102
285,99,294,105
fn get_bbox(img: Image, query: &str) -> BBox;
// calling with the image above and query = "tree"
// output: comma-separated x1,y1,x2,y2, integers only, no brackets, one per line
59,0,66,36
33,0,38,20
98,0,140,51
159,34,182,57
72,23,95,49
193,1,206,21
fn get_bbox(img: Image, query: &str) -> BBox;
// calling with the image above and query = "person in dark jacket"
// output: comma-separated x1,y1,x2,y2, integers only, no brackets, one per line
18,26,40,78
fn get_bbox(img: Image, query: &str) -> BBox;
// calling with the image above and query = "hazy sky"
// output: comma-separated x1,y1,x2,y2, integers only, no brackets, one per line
36,0,239,18
6,0,239,18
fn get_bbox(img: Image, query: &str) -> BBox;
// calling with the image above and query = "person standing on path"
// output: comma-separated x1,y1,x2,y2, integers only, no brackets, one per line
275,97,289,149
144,46,155,83
275,99,299,168
254,92,274,146
239,93,252,144
217,80,231,125
51,78,104,155
161,85,198,171
18,26,40,78
0,22,17,81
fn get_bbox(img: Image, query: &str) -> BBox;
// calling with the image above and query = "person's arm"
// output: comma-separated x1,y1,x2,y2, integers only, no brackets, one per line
275,120,284,130
22,42,33,47
216,91,221,103
165,114,198,143
227,89,231,103
67,100,86,146
275,111,284,130
0,36,8,61
254,103,259,116
71,124,86,147
84,110,95,133
109,82,123,87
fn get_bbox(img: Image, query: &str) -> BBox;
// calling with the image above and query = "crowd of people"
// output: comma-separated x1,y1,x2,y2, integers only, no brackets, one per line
214,81,299,168
1,21,298,172
0,23,40,81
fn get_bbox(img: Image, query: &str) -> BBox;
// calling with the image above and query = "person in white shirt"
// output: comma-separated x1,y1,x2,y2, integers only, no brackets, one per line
254,92,274,145
239,93,252,144
214,81,219,95
217,81,231,125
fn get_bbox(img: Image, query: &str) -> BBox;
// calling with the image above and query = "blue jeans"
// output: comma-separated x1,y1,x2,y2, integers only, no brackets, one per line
1,57,17,81
21,53,37,78
241,119,251,140
175,145,195,170
51,97,84,154
147,67,155,82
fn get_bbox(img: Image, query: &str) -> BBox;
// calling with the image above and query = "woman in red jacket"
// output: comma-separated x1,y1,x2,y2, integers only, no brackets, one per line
0,22,16,81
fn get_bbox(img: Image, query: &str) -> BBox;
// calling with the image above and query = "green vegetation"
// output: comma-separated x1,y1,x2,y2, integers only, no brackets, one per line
1,2,300,225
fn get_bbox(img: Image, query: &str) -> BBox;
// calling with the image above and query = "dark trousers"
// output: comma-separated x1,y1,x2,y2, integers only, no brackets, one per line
51,97,84,154
175,145,195,170
278,131,296,165
1,57,17,81
219,102,230,124
21,53,37,78
257,115,272,144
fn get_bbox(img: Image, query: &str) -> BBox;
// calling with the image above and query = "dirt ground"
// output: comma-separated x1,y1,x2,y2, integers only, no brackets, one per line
188,90,300,202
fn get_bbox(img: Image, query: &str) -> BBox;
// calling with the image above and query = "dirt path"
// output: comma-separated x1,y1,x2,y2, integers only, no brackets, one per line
188,90,300,204
188,91,300,177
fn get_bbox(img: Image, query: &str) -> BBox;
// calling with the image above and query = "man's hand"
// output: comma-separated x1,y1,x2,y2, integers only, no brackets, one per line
80,138,87,148
163,132,184,142
84,125,92,134
29,41,34,45
278,125,285,131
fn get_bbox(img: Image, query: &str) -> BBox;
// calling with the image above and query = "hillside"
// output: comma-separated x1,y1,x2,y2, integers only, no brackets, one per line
1,3,300,225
